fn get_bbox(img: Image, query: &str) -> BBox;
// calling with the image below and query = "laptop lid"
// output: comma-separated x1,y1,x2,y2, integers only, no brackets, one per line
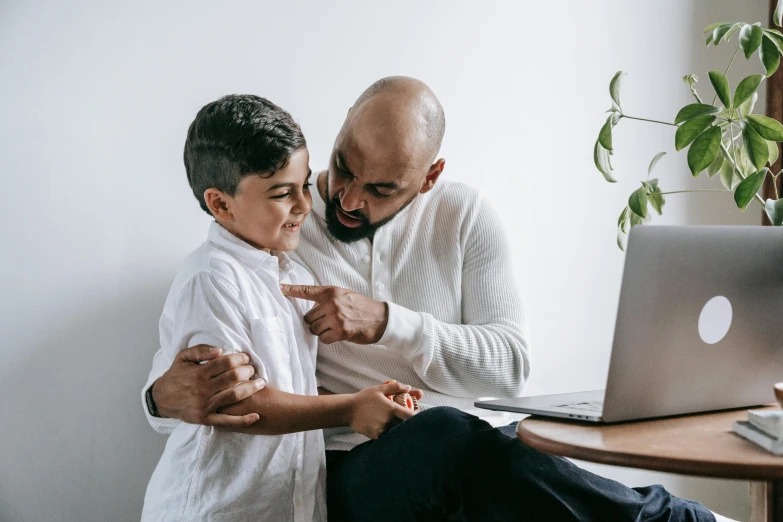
600,226,783,422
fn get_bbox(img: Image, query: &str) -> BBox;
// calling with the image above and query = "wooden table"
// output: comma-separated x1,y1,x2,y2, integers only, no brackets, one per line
517,406,783,522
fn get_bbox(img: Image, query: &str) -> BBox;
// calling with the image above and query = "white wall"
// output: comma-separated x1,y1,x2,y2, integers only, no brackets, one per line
0,1,769,520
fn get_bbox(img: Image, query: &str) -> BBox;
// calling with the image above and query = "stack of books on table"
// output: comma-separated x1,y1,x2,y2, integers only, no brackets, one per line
733,409,783,455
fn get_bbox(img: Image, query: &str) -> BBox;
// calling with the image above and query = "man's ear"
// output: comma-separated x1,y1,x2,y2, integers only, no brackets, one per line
204,189,233,221
419,158,446,195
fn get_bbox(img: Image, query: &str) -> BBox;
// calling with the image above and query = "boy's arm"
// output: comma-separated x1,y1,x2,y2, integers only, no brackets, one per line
144,271,266,431
218,386,351,434
218,381,416,438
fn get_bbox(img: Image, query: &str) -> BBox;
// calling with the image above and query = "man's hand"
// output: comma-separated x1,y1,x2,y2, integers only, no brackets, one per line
281,284,388,344
151,345,266,428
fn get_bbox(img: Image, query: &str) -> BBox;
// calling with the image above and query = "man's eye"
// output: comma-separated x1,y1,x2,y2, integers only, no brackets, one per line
271,193,290,199
303,182,312,190
372,187,393,198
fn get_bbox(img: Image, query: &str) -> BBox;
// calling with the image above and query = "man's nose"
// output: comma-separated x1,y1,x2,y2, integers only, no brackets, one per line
339,183,364,213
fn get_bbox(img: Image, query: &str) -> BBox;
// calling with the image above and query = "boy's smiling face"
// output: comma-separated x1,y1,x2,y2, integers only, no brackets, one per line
205,148,312,252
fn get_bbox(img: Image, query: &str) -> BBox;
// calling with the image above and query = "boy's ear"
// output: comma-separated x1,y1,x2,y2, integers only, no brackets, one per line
204,189,233,221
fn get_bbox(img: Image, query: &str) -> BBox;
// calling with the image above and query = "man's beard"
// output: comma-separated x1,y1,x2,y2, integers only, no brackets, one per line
323,188,418,243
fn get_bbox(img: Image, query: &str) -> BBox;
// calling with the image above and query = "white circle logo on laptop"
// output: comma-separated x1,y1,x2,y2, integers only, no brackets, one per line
698,296,732,344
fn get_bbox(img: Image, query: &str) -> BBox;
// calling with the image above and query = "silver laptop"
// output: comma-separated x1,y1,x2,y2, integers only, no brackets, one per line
476,226,783,423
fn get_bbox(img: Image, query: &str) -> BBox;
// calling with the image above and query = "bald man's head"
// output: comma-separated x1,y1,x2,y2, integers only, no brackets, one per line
351,76,445,162
321,76,447,243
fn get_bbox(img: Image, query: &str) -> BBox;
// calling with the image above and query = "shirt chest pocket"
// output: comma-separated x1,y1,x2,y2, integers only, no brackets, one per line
248,316,295,393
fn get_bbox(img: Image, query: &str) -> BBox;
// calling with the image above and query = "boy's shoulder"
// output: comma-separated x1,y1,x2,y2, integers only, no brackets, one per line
175,241,312,292
170,241,254,299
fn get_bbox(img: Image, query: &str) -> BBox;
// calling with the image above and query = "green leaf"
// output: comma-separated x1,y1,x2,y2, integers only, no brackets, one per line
675,115,717,151
617,206,631,250
737,145,755,176
747,114,783,141
713,23,736,45
724,24,742,44
734,170,767,211
609,71,625,109
765,198,783,225
719,158,739,190
704,22,729,34
594,139,616,182
598,116,613,151
708,70,731,108
760,35,781,77
733,74,763,109
706,33,714,46
769,140,780,166
628,186,648,218
706,151,724,177
629,211,648,227
776,1,783,27
765,29,783,53
674,103,719,124
687,126,721,176
740,24,763,59
738,92,758,117
642,178,666,215
743,123,769,171
647,151,666,178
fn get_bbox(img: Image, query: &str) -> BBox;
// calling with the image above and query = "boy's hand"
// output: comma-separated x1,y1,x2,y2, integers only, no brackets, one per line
349,381,416,439
152,345,265,428
280,284,388,345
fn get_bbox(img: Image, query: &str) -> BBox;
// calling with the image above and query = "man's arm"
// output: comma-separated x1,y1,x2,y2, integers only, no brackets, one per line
283,194,530,399
379,194,530,398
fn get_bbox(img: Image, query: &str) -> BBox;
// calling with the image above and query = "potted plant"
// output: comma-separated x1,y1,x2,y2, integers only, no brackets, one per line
596,2,783,249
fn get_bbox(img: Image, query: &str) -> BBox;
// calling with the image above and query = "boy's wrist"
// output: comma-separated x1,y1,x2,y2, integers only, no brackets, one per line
339,393,357,428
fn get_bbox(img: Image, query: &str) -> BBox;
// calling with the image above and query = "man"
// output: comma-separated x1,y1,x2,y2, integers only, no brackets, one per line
143,77,729,521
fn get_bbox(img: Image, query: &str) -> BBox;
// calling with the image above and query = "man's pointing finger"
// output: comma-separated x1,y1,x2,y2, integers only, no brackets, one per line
280,284,332,302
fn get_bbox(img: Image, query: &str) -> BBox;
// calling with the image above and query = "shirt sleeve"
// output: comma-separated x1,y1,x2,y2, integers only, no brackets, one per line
380,194,531,399
141,271,265,434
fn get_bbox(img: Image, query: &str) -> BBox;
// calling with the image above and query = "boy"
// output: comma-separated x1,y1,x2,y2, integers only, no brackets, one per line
141,95,417,521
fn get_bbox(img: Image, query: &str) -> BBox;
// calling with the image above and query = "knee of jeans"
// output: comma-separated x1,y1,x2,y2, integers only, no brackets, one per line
406,407,487,449
412,406,473,429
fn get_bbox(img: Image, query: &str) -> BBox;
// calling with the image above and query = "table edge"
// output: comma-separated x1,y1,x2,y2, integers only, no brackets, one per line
517,417,783,481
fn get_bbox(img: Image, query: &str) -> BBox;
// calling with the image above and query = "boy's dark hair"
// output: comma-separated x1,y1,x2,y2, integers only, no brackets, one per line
184,94,306,216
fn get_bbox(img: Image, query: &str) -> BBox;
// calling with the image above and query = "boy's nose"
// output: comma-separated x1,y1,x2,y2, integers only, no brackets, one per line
293,195,312,214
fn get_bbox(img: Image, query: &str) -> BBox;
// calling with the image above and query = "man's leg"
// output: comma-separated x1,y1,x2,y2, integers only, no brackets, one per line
326,407,715,522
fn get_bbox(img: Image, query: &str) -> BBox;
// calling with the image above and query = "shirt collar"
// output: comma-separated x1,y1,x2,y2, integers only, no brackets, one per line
207,222,295,278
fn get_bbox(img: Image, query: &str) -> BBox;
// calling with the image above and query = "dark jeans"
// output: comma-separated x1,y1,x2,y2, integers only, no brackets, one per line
326,407,714,522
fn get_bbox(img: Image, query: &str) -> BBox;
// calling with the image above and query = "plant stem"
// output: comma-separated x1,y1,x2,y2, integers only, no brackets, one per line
620,115,678,127
689,85,704,104
656,189,732,195
711,45,741,106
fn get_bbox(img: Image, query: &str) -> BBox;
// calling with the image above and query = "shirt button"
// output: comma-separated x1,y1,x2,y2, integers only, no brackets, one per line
295,497,302,507
376,282,385,291
363,255,371,263
378,254,384,262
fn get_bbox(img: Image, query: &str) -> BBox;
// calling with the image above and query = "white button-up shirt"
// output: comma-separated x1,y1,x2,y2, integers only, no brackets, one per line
141,222,326,522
